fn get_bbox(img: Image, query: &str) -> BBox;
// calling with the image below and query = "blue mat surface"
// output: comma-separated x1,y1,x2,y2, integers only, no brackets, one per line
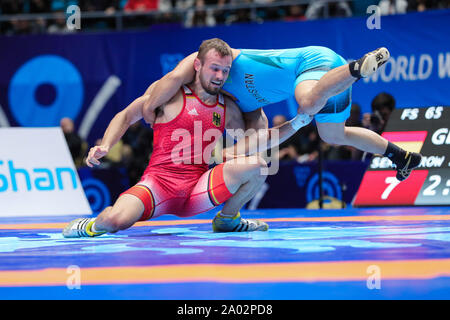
1,207,449,299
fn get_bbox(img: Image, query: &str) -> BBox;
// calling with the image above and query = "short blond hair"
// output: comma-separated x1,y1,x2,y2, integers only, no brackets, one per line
197,38,232,63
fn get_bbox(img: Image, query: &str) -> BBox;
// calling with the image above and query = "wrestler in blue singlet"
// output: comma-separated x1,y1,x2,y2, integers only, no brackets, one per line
222,46,352,123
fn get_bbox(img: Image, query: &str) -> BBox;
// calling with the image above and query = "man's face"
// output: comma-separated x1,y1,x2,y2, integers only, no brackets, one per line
196,49,232,95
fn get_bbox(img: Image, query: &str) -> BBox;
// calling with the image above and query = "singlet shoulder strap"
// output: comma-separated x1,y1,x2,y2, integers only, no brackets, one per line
218,92,225,108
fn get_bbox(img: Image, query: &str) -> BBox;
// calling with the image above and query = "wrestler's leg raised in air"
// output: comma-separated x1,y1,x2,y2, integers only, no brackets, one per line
316,121,421,181
316,121,388,156
296,48,390,116
297,81,422,182
295,72,390,159
294,46,421,181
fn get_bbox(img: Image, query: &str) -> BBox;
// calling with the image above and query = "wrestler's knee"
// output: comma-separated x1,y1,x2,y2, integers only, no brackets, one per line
297,94,316,112
298,94,329,115
246,155,268,181
295,82,326,115
252,169,267,186
248,154,267,169
224,155,267,191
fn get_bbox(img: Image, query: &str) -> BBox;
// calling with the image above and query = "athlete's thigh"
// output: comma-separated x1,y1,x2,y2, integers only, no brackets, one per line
294,46,349,114
181,157,265,217
295,76,352,122
120,175,183,221
222,155,266,193
181,163,233,217
293,47,336,107
314,86,352,124
294,79,319,110
316,121,346,143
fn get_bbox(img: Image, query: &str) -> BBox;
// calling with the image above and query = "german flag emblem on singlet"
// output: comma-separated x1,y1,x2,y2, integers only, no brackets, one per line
212,112,221,127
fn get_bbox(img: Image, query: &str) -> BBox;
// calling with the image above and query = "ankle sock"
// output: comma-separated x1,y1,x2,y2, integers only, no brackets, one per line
384,141,407,168
90,220,101,233
349,60,363,79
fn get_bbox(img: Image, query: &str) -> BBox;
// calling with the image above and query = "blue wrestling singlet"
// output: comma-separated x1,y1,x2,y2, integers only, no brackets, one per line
222,46,352,123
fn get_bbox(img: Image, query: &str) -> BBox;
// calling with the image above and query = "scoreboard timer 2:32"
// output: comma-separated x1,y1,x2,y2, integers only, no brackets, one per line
353,106,450,206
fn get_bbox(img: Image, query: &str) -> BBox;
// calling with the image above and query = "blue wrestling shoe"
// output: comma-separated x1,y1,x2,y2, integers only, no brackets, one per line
62,218,106,238
212,212,269,232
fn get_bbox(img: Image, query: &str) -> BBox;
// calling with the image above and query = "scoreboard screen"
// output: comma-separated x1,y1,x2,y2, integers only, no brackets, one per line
353,106,450,207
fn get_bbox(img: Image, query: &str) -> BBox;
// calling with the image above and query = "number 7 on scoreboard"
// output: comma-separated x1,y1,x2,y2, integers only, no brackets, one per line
381,177,401,200
353,170,429,206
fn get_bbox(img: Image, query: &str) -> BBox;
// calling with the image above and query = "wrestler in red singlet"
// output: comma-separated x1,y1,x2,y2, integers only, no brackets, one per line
121,85,233,221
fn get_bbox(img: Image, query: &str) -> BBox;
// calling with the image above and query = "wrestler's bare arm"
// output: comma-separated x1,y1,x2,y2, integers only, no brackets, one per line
223,98,312,158
224,97,246,132
243,108,269,131
142,52,197,125
86,95,151,167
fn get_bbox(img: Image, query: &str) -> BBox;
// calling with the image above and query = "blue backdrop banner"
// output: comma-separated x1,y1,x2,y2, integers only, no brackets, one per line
0,9,449,143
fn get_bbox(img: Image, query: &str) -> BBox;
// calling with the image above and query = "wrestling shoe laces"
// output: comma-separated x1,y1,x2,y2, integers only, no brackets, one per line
395,151,422,181
212,212,269,232
358,47,390,78
62,218,106,238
